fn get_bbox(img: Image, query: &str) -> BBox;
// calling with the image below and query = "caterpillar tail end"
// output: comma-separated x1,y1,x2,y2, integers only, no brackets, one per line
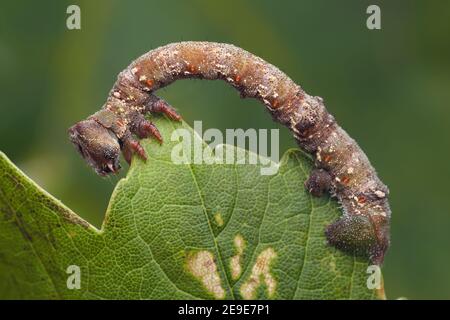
325,214,390,265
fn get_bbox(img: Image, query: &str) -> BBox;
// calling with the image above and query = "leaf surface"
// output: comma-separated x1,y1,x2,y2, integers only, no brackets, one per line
0,118,382,299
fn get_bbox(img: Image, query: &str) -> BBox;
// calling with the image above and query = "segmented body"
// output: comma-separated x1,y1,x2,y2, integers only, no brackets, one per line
70,42,391,264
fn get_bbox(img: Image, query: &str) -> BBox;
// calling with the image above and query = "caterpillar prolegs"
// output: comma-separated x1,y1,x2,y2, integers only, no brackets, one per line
69,42,391,265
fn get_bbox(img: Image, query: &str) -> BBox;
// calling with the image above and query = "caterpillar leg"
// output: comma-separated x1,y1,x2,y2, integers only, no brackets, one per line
121,133,147,165
122,95,182,164
131,114,163,143
305,168,332,197
146,95,182,121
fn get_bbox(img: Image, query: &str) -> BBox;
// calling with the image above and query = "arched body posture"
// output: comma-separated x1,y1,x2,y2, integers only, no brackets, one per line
69,42,390,264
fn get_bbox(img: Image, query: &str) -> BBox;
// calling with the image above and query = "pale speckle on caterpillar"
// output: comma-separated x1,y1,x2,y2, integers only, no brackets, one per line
68,41,391,265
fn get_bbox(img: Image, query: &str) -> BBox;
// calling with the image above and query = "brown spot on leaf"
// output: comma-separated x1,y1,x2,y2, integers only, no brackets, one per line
186,250,225,299
214,213,224,227
240,247,277,299
230,234,245,280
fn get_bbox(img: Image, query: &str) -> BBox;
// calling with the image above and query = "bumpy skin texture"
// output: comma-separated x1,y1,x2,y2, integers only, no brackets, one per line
69,42,391,264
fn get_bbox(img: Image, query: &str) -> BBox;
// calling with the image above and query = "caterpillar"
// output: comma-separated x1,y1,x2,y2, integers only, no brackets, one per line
69,42,390,265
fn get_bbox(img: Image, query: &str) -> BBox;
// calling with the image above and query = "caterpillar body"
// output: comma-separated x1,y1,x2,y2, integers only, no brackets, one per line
69,42,391,264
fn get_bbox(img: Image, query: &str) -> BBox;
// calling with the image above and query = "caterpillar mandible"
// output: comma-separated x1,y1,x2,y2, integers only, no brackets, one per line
69,42,391,265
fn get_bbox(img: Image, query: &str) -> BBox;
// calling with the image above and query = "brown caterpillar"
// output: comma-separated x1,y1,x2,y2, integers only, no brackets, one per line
69,42,390,264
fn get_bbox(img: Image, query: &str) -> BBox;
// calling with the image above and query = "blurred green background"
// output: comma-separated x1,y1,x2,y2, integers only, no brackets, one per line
1,0,449,299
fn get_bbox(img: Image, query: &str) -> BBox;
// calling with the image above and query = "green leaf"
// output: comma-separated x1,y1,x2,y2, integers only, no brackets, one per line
0,117,384,299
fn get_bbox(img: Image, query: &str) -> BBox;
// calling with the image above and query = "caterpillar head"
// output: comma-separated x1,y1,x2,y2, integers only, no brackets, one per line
69,119,121,176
